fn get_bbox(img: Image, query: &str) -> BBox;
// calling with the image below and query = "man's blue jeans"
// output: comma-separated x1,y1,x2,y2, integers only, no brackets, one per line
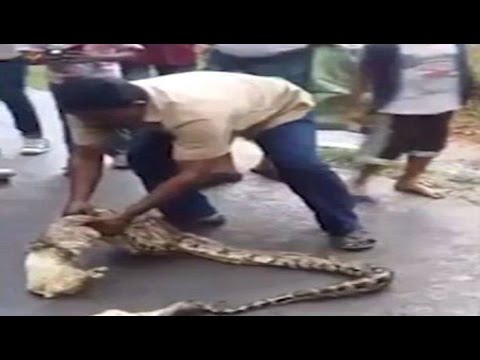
128,118,359,236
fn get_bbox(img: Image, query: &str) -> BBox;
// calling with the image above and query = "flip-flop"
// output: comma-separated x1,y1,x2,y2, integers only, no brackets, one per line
353,195,378,205
0,169,16,184
329,230,377,252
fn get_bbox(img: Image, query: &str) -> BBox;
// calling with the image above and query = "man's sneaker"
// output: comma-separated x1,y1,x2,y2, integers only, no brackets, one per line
194,213,226,227
169,213,226,229
0,168,16,183
20,138,50,156
329,229,377,252
112,154,130,169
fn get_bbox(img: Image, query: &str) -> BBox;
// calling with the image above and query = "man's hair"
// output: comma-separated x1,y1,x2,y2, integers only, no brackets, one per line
55,77,148,112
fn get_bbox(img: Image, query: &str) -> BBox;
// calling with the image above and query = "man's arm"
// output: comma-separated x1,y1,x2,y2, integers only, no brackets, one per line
121,158,221,221
350,68,369,106
119,120,234,221
64,145,104,215
345,47,372,125
87,119,233,235
87,156,228,235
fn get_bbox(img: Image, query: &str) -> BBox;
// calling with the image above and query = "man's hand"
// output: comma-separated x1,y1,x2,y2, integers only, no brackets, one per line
121,156,227,220
63,201,96,216
86,214,131,236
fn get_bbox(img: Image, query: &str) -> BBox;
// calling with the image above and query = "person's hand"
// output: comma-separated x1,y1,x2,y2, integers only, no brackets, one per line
345,109,368,125
86,214,131,236
194,44,211,56
63,201,96,216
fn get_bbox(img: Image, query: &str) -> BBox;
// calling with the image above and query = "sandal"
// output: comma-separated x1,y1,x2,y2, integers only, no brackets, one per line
353,195,378,205
329,229,377,252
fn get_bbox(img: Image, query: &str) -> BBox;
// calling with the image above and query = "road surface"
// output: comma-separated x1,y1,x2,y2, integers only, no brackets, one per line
1,90,480,316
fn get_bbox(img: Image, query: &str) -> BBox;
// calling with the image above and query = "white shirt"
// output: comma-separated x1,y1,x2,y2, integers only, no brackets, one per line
380,44,462,115
215,44,308,58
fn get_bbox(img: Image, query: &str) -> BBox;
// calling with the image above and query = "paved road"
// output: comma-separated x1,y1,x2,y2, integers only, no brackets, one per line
1,90,480,316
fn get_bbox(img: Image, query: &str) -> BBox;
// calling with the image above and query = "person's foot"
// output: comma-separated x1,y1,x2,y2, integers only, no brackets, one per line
193,213,226,227
329,229,377,252
20,138,50,156
111,154,130,169
0,168,16,183
353,195,378,205
394,180,445,199
168,213,226,229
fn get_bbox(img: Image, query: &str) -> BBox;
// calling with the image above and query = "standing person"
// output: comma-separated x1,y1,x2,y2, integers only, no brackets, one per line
0,44,49,155
349,44,473,200
206,44,313,180
207,44,312,87
309,44,360,130
27,44,144,170
121,44,197,80
56,72,377,251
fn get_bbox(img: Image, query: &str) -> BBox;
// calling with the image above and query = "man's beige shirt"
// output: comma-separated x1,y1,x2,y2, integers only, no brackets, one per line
69,71,315,161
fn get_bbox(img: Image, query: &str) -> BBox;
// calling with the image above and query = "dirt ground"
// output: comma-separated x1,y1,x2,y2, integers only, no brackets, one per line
453,108,480,143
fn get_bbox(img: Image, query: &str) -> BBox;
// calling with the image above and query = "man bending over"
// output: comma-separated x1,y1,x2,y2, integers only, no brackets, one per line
57,71,377,251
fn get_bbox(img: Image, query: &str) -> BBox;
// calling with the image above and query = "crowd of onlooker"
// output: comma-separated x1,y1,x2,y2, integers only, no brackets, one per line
0,44,357,179
0,43,473,202
0,43,473,253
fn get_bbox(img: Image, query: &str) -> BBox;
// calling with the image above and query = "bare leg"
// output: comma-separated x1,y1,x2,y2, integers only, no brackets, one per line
352,164,382,194
395,156,444,199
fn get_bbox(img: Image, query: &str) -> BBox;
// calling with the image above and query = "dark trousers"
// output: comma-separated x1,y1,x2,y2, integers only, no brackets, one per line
128,118,359,236
207,48,312,88
378,112,453,160
0,57,42,137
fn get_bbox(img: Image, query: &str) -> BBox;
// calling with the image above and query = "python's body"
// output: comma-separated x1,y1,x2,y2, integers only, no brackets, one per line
25,210,394,315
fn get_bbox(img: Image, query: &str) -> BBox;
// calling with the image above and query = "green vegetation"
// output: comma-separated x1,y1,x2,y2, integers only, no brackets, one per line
27,66,48,90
